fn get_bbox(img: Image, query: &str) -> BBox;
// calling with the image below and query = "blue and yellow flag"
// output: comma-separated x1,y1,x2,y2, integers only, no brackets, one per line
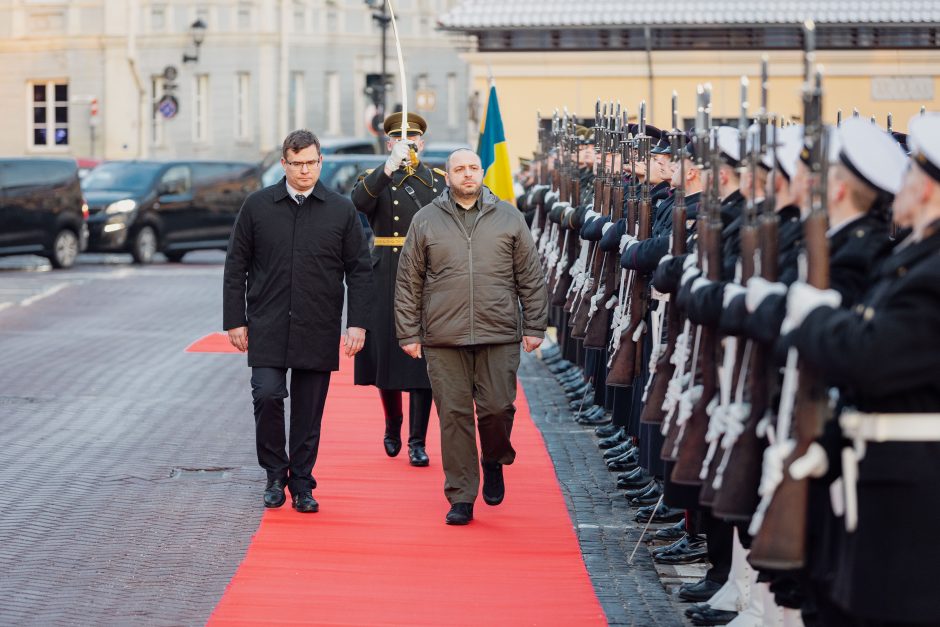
476,82,515,202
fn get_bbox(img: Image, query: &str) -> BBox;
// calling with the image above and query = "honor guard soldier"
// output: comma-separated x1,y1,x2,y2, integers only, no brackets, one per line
351,111,445,466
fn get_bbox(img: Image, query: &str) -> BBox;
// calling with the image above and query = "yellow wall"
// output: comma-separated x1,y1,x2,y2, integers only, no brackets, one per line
465,49,940,170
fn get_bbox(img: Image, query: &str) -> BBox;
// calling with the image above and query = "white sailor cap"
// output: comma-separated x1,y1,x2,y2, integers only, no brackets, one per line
715,126,742,167
769,124,804,180
908,112,940,184
836,118,908,195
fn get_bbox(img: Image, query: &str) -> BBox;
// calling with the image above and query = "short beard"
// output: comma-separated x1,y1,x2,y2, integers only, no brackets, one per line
451,183,482,206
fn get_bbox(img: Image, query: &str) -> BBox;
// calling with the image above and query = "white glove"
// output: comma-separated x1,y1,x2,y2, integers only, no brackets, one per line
745,277,787,313
780,281,842,334
385,141,413,175
619,233,637,253
682,252,699,272
680,265,701,288
690,276,712,293
789,442,829,480
722,283,746,308
602,221,615,234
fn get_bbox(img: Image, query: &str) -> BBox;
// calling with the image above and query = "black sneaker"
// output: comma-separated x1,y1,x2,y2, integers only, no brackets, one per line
291,491,319,513
445,502,474,525
482,462,505,506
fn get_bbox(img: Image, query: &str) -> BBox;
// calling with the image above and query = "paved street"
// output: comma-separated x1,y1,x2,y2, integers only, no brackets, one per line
0,252,697,626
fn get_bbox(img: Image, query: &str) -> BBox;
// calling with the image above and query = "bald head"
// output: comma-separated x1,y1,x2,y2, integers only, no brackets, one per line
445,149,485,205
445,148,481,172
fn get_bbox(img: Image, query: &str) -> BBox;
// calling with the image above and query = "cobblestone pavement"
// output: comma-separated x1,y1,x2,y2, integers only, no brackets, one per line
0,253,261,626
1,251,701,625
519,355,704,627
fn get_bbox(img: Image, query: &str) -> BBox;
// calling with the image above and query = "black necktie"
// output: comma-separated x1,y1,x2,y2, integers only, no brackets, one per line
295,193,306,205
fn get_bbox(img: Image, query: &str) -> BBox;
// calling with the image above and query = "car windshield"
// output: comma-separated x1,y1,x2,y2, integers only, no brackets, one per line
81,162,163,193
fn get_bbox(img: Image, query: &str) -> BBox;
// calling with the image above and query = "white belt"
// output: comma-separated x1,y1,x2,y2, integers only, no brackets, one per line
839,410,940,532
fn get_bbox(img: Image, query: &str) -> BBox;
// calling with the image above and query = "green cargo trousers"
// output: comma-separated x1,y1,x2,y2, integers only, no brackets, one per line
423,342,520,504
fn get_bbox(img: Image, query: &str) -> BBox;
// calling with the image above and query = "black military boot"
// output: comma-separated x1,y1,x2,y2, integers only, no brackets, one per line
384,415,403,457
407,390,431,467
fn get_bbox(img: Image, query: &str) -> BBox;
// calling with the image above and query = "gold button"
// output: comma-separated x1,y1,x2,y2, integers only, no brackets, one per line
863,307,875,321
394,200,399,205
433,188,437,192
394,216,400,221
393,231,399,236
855,229,865,238
392,247,399,252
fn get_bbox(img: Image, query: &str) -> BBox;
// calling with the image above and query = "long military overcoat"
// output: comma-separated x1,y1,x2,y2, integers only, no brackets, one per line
350,161,444,389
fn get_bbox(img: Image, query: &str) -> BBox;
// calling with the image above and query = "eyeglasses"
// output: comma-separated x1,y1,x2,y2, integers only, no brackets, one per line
285,159,322,169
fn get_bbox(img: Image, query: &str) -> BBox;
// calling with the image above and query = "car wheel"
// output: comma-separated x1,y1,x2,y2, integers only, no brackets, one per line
131,225,157,264
164,251,186,263
49,228,79,269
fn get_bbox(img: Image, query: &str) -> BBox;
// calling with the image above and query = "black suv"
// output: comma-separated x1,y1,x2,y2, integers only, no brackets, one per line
81,160,261,263
0,158,88,268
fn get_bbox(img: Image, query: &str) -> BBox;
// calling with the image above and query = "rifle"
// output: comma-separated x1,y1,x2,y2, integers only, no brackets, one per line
749,34,830,568
584,107,624,348
570,100,611,336
550,113,579,306
712,113,781,520
671,108,723,486
640,92,686,426
606,103,651,386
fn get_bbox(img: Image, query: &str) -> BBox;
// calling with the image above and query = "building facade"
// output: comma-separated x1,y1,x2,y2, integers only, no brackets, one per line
0,0,474,162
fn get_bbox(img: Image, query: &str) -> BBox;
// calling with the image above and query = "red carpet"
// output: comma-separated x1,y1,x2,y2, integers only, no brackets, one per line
193,334,605,626
186,332,242,353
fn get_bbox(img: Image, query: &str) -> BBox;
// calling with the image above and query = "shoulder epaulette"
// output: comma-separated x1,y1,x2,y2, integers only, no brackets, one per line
357,168,376,183
433,167,446,177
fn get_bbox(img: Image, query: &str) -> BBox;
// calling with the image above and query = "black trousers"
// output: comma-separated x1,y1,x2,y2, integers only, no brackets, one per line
251,367,331,496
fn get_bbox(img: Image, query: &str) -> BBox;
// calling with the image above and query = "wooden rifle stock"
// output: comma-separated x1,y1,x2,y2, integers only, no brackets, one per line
583,181,616,347
606,183,641,387
550,178,579,306
712,215,778,520
671,218,723,485
749,210,830,569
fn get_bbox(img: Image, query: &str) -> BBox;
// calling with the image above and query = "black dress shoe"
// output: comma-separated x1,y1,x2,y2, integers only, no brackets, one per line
607,449,639,471
482,462,505,506
678,578,724,602
263,479,287,508
603,440,637,460
655,535,708,564
617,468,652,489
384,415,403,457
445,502,474,525
652,533,697,558
630,482,663,506
685,603,711,618
557,369,583,383
291,491,319,513
565,383,593,400
624,479,657,499
598,429,627,449
654,517,687,541
547,360,574,374
576,408,610,426
690,608,738,626
408,444,429,467
595,423,621,438
635,502,685,523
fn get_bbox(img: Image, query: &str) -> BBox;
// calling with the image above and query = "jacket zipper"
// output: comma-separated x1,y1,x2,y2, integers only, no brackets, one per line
452,204,486,345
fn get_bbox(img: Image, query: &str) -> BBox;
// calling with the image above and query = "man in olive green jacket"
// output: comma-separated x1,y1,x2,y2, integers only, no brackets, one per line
395,149,549,525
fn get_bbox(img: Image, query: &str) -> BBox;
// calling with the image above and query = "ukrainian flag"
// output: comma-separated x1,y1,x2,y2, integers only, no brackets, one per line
477,82,515,202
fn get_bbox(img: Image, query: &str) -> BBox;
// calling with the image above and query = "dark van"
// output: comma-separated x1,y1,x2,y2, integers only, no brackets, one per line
81,160,260,263
0,157,88,268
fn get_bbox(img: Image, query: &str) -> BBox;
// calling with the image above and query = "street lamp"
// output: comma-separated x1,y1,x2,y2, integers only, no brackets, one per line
182,19,208,64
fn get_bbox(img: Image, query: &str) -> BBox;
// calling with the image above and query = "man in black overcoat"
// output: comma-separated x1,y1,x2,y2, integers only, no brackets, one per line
351,112,445,467
223,129,374,513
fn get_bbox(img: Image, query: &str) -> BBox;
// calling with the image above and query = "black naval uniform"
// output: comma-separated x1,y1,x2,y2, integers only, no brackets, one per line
351,162,445,457
788,222,940,625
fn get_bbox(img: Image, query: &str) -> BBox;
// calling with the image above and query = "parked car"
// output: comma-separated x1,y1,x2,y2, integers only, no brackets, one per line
81,160,261,263
260,137,380,187
262,154,387,199
0,157,88,268
76,158,102,179
420,141,473,170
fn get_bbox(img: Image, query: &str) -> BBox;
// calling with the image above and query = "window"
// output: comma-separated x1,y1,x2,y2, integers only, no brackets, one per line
326,72,341,135
151,77,166,147
236,73,251,139
237,2,253,31
193,74,209,143
293,2,306,33
150,4,166,31
30,81,68,149
447,73,457,129
159,165,192,196
290,72,305,129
